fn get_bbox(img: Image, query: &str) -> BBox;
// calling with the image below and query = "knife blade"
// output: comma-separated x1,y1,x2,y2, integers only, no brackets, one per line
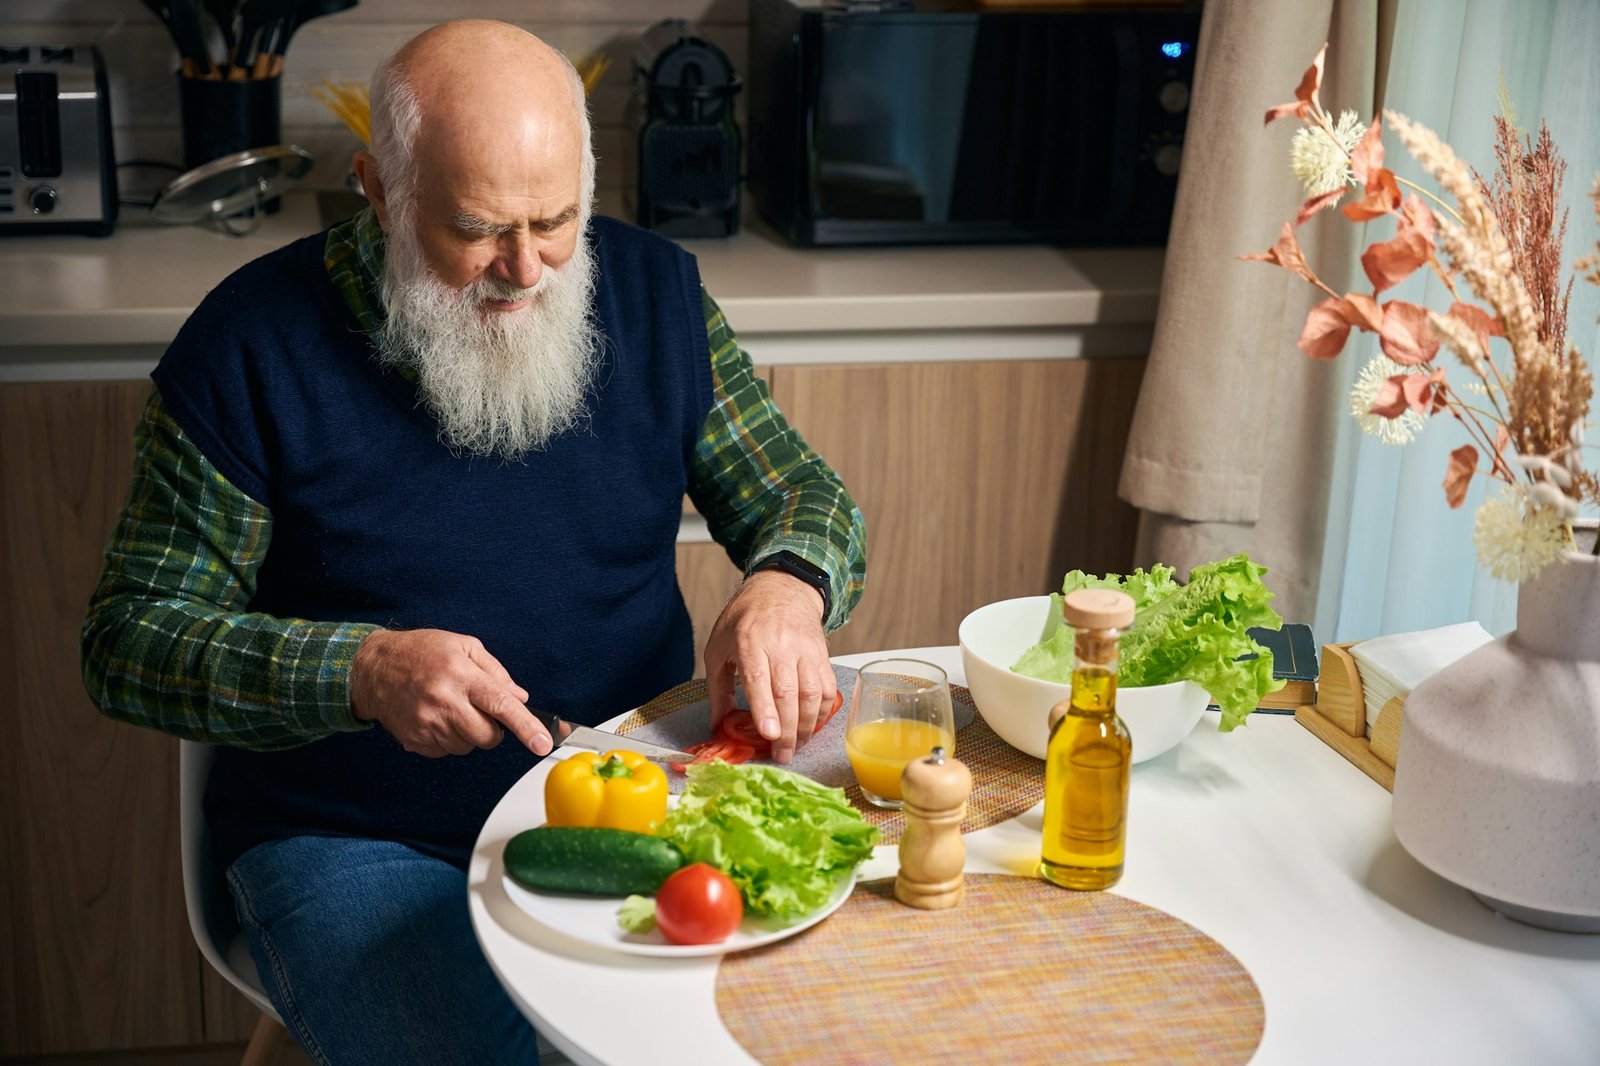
526,705,696,764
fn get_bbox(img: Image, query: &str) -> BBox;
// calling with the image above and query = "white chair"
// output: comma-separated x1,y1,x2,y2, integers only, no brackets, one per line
179,741,290,1066
180,741,566,1066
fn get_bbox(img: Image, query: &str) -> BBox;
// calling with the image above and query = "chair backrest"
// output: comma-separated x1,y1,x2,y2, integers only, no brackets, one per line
179,740,279,1018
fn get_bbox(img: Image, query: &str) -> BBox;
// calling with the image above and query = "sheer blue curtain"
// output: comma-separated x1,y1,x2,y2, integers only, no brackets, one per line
1315,0,1600,642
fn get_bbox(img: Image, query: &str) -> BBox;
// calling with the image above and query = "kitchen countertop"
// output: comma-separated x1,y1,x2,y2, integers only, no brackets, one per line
0,192,1164,379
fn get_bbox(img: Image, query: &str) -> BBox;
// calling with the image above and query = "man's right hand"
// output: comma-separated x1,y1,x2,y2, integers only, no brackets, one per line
348,629,554,758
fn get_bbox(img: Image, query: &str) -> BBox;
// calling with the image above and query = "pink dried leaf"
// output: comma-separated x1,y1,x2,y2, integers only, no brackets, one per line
1349,113,1384,183
1369,375,1410,419
1263,43,1327,125
1380,300,1441,365
1399,193,1436,243
1443,445,1478,508
1264,102,1305,124
1494,423,1510,457
1403,368,1449,413
1342,167,1402,221
1362,231,1430,292
1264,101,1306,124
1342,292,1384,332
1298,298,1354,359
1238,222,1315,284
1448,301,1505,345
1295,188,1346,227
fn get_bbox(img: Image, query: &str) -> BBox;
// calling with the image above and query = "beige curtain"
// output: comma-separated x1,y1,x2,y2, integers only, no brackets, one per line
1118,0,1387,621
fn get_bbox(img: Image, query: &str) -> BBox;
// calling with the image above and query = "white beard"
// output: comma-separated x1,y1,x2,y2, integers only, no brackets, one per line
375,219,602,460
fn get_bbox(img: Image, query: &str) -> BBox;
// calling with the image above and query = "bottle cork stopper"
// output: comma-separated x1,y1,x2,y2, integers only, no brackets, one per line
1061,588,1135,630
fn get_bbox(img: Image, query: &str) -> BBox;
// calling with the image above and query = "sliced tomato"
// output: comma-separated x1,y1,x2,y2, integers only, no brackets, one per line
704,690,846,761
669,739,758,775
814,689,845,734
716,710,770,748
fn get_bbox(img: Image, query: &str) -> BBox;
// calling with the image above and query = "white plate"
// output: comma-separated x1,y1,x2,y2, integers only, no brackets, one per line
501,868,857,958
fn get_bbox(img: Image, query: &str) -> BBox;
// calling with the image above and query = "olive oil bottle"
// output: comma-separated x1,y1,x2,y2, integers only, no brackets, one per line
1039,588,1135,890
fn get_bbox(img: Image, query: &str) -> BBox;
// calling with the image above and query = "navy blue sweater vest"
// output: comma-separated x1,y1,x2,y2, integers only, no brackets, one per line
153,217,712,870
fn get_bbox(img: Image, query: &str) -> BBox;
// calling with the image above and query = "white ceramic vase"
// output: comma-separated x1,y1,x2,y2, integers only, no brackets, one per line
1391,545,1600,933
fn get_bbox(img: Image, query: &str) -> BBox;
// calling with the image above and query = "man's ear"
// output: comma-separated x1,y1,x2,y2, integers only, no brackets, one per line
352,151,390,229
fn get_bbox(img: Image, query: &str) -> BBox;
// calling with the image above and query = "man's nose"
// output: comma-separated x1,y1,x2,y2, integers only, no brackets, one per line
496,233,542,291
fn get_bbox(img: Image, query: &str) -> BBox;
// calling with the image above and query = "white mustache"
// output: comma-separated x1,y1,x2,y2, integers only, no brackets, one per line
469,272,544,304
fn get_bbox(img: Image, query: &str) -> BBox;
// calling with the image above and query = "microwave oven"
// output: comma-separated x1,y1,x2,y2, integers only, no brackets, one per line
746,0,1202,246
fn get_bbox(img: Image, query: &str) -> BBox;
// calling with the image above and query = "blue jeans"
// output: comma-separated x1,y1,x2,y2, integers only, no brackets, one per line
227,835,540,1066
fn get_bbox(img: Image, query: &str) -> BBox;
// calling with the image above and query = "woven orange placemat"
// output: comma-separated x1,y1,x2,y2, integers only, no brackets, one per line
614,678,1045,844
716,875,1263,1066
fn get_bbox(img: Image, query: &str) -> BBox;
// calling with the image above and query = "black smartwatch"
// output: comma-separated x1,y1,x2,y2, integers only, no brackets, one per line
747,550,832,619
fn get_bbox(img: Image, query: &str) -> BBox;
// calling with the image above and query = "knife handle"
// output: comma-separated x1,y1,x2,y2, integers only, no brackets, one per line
524,704,572,741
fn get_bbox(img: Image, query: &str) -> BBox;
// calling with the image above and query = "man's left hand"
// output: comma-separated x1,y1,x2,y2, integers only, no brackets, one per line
703,570,833,764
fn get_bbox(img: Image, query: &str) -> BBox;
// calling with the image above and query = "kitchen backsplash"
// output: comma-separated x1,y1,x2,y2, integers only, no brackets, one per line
12,0,747,191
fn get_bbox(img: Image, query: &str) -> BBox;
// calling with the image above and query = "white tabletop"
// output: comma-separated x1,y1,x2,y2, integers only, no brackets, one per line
469,647,1600,1066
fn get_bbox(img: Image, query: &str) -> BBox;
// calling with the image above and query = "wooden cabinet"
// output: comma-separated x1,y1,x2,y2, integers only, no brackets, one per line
764,357,1145,655
672,357,1145,658
0,355,1142,1057
0,382,203,1056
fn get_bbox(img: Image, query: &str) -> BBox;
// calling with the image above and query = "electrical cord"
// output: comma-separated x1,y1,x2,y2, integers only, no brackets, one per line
117,159,183,171
116,159,184,209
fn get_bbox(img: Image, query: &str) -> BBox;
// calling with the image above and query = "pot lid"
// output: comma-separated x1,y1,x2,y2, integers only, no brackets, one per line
150,144,315,224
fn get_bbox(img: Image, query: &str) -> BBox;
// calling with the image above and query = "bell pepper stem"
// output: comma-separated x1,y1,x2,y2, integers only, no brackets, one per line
594,753,633,779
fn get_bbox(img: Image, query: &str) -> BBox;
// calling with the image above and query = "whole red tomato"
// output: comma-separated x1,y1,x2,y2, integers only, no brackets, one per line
655,863,744,945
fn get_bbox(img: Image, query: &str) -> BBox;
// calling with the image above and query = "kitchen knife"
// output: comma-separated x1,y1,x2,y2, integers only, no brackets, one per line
526,705,696,764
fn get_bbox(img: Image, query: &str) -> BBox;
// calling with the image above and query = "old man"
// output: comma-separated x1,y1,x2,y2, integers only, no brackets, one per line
82,20,864,1064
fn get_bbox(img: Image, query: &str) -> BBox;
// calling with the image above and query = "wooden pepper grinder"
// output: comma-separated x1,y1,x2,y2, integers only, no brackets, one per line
895,746,973,909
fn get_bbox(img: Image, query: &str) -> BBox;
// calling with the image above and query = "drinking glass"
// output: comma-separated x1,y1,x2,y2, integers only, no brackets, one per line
845,659,957,809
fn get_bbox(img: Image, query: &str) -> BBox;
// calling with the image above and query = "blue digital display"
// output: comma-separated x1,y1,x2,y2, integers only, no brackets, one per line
1160,41,1188,59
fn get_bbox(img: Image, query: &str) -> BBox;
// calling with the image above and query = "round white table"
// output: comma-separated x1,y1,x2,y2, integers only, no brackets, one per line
469,647,1600,1066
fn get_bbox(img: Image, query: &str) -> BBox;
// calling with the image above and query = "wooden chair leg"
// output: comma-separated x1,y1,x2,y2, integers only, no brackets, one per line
240,1012,290,1066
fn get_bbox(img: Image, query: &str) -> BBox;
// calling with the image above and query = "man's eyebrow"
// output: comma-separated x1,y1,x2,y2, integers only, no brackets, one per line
452,206,581,235
532,205,581,231
452,211,511,235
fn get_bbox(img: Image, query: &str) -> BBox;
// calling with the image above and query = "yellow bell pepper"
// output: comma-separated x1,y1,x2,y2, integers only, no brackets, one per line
544,750,668,834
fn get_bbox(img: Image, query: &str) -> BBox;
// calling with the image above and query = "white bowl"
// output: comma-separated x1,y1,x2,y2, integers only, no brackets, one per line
958,596,1210,763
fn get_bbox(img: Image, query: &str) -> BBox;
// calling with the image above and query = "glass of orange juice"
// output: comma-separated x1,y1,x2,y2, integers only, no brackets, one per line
845,659,957,809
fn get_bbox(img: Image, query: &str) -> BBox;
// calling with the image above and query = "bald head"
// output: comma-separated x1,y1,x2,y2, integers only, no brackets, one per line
360,22,605,458
362,20,594,231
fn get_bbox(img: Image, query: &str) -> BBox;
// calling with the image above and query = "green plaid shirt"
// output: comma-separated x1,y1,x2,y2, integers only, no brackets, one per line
81,209,865,750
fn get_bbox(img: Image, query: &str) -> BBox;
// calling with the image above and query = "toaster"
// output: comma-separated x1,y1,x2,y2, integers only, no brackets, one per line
0,44,118,236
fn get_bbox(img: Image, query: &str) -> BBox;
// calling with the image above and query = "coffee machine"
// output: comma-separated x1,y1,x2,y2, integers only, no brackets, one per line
623,20,741,238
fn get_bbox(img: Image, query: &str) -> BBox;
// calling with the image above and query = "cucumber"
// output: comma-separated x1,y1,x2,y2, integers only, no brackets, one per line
504,826,685,896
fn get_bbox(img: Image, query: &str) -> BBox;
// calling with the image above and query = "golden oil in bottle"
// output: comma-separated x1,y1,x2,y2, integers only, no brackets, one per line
1039,589,1134,891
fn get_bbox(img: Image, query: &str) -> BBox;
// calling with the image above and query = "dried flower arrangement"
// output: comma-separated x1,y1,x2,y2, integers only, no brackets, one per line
1242,45,1599,581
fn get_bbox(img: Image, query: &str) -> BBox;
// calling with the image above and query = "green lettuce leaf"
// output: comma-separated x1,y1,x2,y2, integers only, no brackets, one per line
1012,554,1285,731
658,762,878,922
1012,565,1182,683
1116,555,1286,730
1089,562,1180,610
1009,618,1076,683
616,894,656,933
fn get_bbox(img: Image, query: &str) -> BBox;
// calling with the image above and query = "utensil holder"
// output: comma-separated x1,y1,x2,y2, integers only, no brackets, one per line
178,74,283,212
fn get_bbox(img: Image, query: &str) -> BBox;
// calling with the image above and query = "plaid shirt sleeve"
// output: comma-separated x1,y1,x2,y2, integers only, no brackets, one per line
80,388,377,750
687,287,867,631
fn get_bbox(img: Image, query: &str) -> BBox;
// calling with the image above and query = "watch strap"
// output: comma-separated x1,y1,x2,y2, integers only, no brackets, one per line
748,550,832,619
